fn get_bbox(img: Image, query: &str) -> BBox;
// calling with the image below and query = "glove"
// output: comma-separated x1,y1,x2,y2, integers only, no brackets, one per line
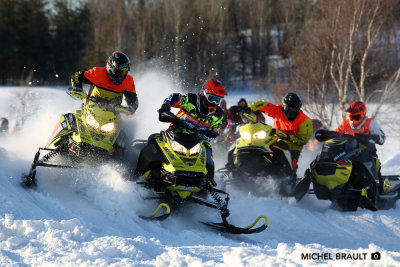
371,135,380,144
249,100,267,111
125,105,136,115
276,130,288,140
158,104,170,115
354,133,375,144
68,87,83,93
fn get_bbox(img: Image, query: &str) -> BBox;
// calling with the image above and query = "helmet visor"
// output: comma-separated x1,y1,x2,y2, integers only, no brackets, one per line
204,92,222,106
112,67,129,77
283,106,299,113
349,114,362,121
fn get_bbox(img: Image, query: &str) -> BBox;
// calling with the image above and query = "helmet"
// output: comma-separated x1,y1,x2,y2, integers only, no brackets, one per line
282,92,302,121
106,51,131,85
199,79,227,115
346,101,366,127
0,117,9,132
238,98,248,108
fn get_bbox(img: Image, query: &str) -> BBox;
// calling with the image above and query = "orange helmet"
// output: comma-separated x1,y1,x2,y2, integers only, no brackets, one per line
346,101,367,126
199,79,227,115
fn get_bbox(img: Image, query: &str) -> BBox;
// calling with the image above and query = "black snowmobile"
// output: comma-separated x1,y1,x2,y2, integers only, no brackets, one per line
294,129,400,211
129,109,268,234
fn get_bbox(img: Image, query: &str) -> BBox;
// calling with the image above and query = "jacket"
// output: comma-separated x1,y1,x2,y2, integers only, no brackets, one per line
250,101,313,151
335,117,385,145
163,93,224,141
71,67,138,111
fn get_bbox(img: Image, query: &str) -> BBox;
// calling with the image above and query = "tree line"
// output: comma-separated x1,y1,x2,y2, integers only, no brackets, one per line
1,0,399,127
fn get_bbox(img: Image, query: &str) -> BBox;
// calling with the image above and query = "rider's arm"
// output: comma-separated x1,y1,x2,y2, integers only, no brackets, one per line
334,120,347,135
163,93,183,108
249,100,280,118
369,119,386,145
123,78,138,113
205,109,224,141
70,71,91,89
289,118,313,146
124,91,139,113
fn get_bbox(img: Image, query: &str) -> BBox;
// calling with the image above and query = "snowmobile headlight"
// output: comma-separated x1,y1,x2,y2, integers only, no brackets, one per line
100,122,116,133
241,131,251,140
85,113,99,129
189,143,201,155
171,141,188,154
253,130,267,139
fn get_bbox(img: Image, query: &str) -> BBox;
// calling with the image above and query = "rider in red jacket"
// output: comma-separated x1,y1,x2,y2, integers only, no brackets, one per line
69,51,138,114
335,101,388,193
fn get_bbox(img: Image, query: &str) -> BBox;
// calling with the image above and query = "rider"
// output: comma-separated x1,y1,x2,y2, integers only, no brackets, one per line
334,101,385,145
69,51,138,113
156,79,228,185
249,92,313,170
334,101,387,193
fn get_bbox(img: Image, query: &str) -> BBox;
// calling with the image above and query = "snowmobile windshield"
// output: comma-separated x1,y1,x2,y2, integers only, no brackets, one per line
170,128,203,150
319,137,358,162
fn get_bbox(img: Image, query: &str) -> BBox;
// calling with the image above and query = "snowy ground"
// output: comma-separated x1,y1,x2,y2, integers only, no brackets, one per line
0,73,399,266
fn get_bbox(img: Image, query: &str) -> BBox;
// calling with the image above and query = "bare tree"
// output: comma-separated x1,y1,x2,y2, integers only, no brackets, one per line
289,0,400,127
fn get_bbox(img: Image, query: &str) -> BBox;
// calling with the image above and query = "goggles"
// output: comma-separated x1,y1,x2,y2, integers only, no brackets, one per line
204,91,223,105
112,65,130,77
283,105,299,113
349,114,362,121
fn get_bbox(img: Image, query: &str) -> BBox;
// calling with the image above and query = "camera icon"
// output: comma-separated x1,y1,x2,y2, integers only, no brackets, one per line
371,252,381,260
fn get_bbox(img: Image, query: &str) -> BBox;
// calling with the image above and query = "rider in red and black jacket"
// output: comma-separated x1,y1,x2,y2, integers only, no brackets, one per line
69,51,138,114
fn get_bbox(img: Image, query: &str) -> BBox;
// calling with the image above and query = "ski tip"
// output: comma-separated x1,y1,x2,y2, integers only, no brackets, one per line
139,203,171,221
201,215,268,234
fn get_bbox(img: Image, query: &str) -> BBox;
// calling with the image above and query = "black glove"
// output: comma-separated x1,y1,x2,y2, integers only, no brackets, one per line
354,133,375,144
158,104,170,115
371,135,380,144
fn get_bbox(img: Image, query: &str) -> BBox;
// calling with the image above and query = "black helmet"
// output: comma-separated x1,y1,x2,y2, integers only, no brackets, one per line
106,51,131,85
282,92,302,121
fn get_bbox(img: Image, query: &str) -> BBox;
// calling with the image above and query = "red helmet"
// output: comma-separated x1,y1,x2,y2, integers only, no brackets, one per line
346,101,367,126
199,79,227,115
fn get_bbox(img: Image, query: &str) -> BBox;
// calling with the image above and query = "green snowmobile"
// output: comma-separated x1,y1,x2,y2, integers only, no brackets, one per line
294,129,400,211
130,109,269,234
22,89,133,188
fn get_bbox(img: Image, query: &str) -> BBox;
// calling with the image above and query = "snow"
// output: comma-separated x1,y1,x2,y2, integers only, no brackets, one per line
0,73,400,266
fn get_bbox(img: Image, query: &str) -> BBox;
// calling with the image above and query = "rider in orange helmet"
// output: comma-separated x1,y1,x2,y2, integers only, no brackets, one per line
335,101,385,144
140,79,228,185
335,101,387,193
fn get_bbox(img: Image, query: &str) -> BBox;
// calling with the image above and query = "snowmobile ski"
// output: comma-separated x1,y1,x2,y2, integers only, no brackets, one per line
139,203,171,221
201,215,268,234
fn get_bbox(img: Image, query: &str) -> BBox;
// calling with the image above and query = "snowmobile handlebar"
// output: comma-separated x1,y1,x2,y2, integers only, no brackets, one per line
315,129,378,144
158,106,204,132
270,128,288,140
85,96,134,115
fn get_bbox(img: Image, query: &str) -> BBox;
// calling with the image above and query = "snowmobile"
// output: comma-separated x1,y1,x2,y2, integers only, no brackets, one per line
294,129,400,211
132,109,268,234
22,89,133,188
221,111,296,196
